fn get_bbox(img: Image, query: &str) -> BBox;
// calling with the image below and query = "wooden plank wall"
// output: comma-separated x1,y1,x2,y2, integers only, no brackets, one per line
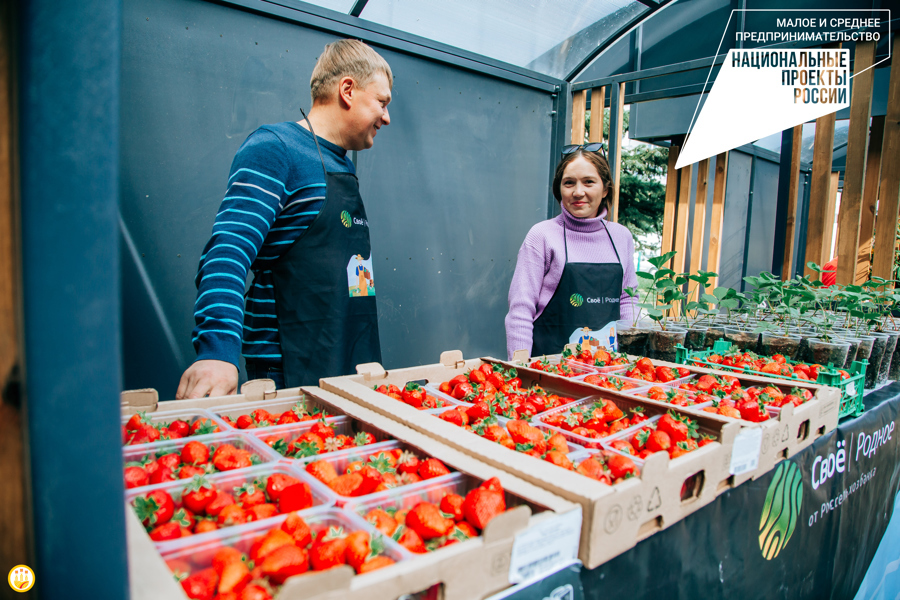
856,115,884,284
707,152,729,290
609,82,625,222
803,111,837,275
835,41,876,284
782,126,803,280
872,34,900,281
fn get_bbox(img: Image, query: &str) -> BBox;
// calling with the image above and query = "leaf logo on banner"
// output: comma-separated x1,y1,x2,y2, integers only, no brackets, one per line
759,461,803,560
569,294,583,308
340,210,352,228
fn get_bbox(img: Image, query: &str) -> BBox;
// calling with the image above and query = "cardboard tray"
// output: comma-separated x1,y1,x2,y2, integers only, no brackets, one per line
122,383,579,600
321,351,746,569
514,350,842,480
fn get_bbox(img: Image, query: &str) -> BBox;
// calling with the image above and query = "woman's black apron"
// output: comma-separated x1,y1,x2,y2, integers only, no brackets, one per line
269,113,382,387
531,219,623,356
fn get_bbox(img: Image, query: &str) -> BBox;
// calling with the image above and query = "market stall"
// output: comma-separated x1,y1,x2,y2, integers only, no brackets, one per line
4,0,900,599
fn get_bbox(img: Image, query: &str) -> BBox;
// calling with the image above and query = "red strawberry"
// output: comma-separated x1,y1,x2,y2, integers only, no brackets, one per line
364,509,398,536
134,489,175,527
239,584,272,600
149,465,176,485
344,530,372,570
406,502,454,540
606,453,638,480
439,494,465,521
218,560,251,595
645,430,672,453
417,458,450,480
190,418,219,435
158,453,182,470
396,451,420,475
212,547,244,575
358,555,395,574
168,419,191,438
180,568,218,599
182,477,217,514
212,445,253,471
235,414,256,429
217,504,248,527
149,521,182,542
125,412,148,432
462,487,506,530
181,441,210,465
310,527,349,570
310,421,335,439
124,466,149,489
439,408,464,426
246,503,279,522
277,482,313,513
204,491,236,517
178,465,206,479
281,512,313,546
130,423,161,445
264,473,301,502
395,526,427,553
306,461,338,485
260,544,309,584
236,483,266,507
329,473,366,497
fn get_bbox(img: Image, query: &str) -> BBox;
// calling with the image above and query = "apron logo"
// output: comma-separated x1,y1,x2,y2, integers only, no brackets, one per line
347,253,375,297
340,210,352,228
569,293,583,307
759,460,803,560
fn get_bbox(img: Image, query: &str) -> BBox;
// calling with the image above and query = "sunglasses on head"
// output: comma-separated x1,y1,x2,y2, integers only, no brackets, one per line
561,143,606,157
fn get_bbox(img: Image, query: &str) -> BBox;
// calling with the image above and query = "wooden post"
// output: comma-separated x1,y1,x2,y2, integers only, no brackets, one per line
835,41,876,284
662,145,680,259
0,0,25,576
673,163,693,275
872,35,900,281
782,125,803,280
804,111,837,275
856,115,884,284
826,172,840,260
589,86,605,145
688,158,710,307
708,152,729,289
571,89,587,144
610,82,625,222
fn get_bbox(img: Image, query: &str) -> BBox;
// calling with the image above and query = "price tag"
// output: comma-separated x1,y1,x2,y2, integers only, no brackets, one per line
730,426,763,475
508,507,582,584
846,382,856,398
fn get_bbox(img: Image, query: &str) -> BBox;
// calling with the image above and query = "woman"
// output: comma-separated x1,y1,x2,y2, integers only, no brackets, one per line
505,145,637,359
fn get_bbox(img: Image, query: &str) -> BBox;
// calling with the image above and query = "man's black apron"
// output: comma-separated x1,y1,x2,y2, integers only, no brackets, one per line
269,114,382,387
531,219,623,356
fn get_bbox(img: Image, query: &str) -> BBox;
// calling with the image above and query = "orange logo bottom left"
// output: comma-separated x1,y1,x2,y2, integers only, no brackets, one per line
8,565,34,592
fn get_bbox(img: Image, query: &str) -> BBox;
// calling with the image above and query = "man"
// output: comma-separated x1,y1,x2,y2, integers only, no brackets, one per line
177,40,392,399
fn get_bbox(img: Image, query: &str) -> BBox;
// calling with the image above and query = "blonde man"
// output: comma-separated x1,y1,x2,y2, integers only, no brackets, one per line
178,40,392,398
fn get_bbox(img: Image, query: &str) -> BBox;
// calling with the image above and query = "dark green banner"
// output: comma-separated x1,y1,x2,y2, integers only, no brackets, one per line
581,383,900,600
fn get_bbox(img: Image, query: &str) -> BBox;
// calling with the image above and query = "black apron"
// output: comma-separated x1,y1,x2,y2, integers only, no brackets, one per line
531,219,623,356
269,113,382,387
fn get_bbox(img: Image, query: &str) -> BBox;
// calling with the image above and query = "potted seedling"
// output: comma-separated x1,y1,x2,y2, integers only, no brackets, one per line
636,252,688,362
682,270,718,350
618,286,650,356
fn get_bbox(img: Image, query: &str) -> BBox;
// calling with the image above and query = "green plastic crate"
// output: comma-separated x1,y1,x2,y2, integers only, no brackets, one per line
675,340,866,419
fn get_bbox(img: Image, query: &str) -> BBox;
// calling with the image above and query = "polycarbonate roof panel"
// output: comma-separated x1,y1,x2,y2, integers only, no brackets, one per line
360,0,645,78
301,0,357,13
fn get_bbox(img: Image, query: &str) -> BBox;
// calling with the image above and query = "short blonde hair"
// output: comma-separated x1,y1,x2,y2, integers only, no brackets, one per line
310,40,393,104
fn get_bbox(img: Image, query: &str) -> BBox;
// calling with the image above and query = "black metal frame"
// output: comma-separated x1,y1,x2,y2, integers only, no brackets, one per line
348,0,368,18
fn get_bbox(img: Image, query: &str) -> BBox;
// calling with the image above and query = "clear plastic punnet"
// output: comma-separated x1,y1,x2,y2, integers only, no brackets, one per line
531,396,654,449
572,372,653,394
625,386,715,409
211,395,344,431
126,462,337,543
122,431,281,491
121,407,231,448
344,471,550,550
294,441,458,506
246,416,393,460
156,507,412,581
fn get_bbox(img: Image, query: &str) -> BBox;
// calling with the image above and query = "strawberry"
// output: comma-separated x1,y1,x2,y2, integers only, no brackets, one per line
204,491,236,517
329,472,366,497
251,528,295,561
236,483,266,507
417,458,450,480
364,508,398,535
212,445,253,471
281,512,313,546
462,487,506,530
309,421,335,440
190,418,220,435
149,521,182,542
217,504,248,527
406,502,454,540
183,477,217,514
657,412,691,443
182,441,210,466
124,466,149,489
439,494,465,522
125,412,148,432
543,450,573,470
439,408,464,426
134,489,175,527
466,401,491,421
130,424,161,445
394,526,427,553
606,453,637,480
238,585,272,600
168,420,191,438
357,555,395,574
260,544,309,584
396,451,420,475
246,503,279,522
180,567,218,600
344,530,372,570
454,521,479,538
218,561,251,595
354,431,377,446
306,461,338,485
645,430,672,453
277,482,313,513
235,415,255,429
212,547,244,575
264,473,301,502
158,453,182,470
171,507,196,529
194,519,219,534
310,527,349,570
178,465,207,480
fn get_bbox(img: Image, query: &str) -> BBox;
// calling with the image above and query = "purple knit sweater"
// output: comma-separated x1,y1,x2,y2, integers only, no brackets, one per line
505,206,638,358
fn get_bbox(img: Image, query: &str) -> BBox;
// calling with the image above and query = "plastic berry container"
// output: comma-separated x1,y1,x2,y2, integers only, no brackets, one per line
121,408,231,448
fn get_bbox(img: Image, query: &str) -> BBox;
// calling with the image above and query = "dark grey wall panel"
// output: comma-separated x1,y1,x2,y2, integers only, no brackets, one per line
718,150,751,291
121,0,553,396
744,157,780,278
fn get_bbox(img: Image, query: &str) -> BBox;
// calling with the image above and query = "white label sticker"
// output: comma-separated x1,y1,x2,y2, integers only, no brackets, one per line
846,382,856,398
730,427,763,475
508,507,582,584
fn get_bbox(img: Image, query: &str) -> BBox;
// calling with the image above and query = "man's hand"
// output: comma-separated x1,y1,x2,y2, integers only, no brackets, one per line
176,360,239,399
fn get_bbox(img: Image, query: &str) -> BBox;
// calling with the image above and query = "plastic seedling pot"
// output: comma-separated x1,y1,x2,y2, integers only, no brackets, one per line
806,339,850,370
837,336,860,369
723,327,759,352
865,333,888,389
876,331,899,385
618,327,650,357
703,324,726,350
648,327,687,362
759,332,802,360
684,326,708,351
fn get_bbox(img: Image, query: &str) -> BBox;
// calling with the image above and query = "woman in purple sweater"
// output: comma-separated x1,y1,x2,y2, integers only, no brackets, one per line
505,146,637,359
